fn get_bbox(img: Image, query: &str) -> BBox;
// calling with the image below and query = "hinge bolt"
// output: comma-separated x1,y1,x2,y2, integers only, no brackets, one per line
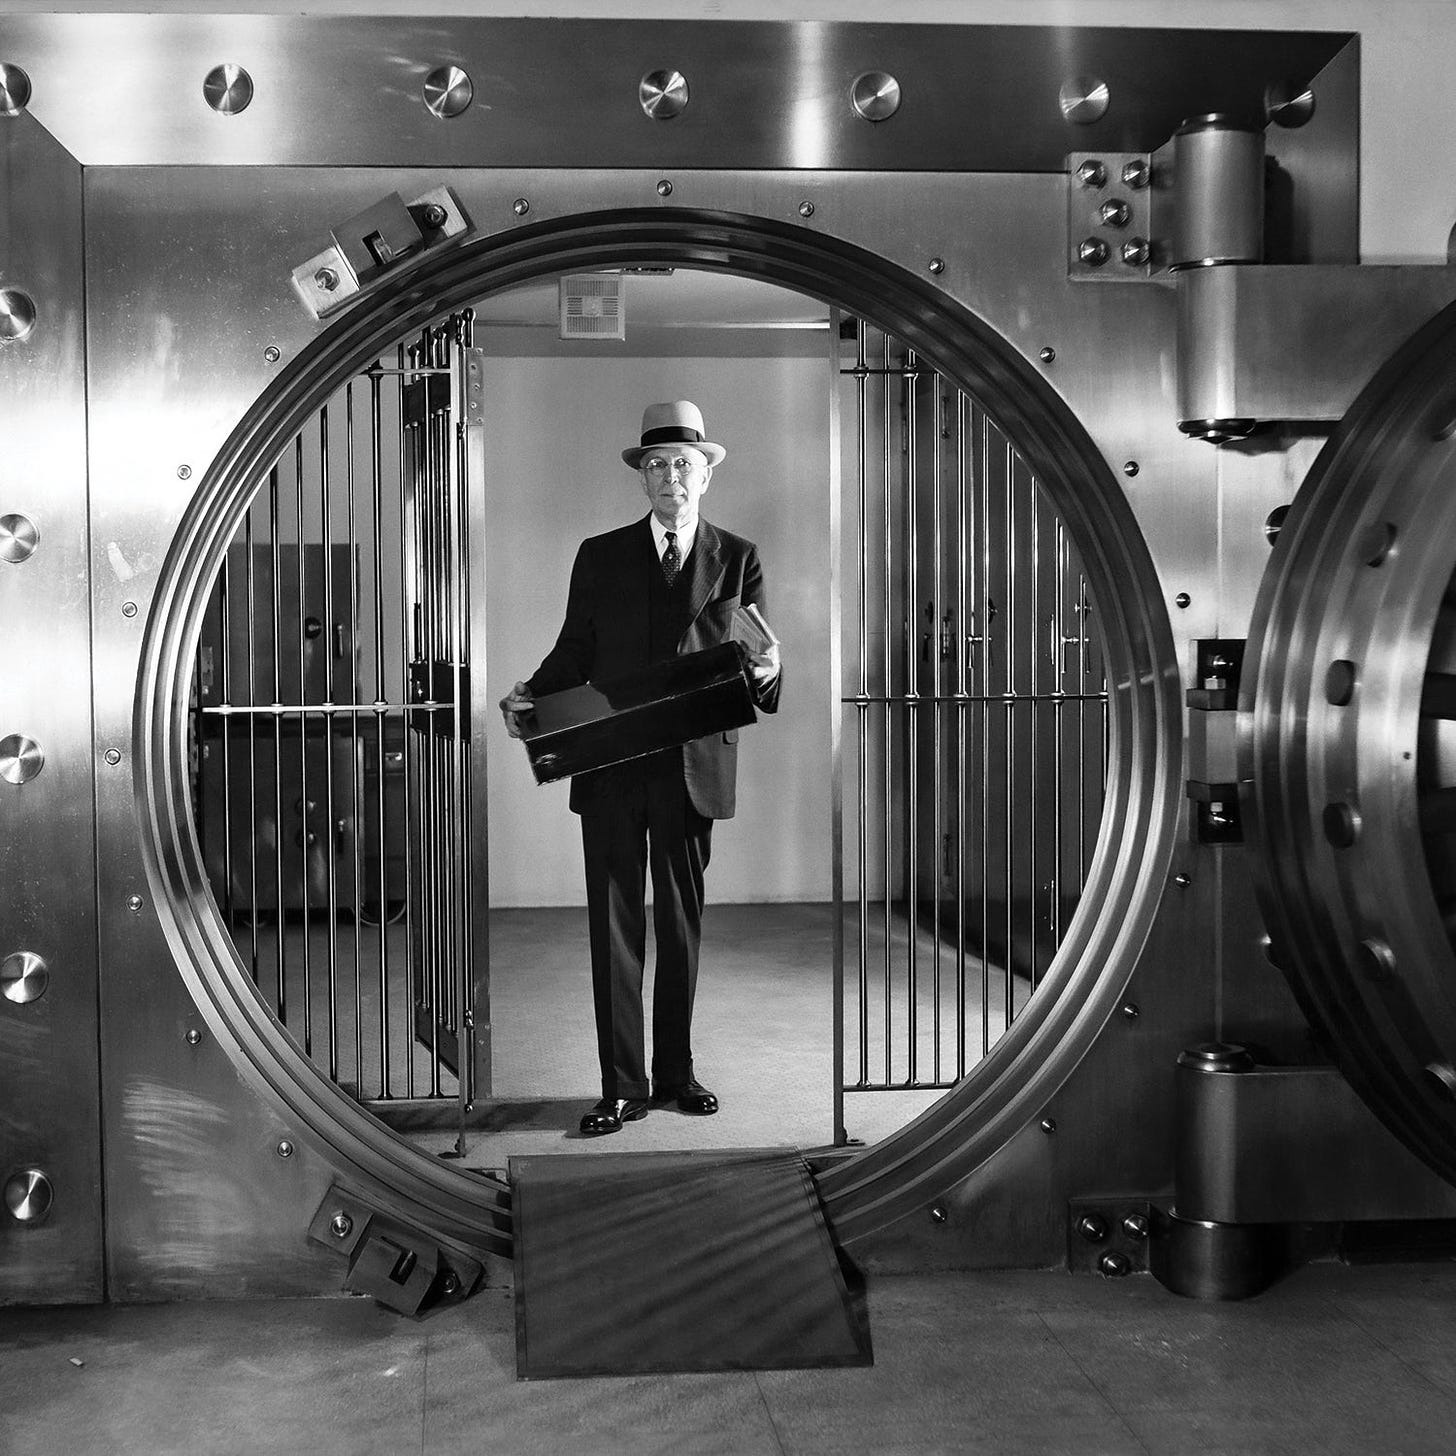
314,267,339,293
330,1212,353,1239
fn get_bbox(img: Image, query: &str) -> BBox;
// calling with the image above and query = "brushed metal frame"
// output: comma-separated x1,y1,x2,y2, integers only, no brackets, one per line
135,208,1181,1246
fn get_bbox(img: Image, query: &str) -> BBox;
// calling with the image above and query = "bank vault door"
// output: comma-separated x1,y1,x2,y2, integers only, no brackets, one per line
193,311,489,1125
836,321,1108,1131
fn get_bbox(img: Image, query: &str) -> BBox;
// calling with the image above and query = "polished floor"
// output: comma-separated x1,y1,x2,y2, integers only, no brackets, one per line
7,1262,1456,1454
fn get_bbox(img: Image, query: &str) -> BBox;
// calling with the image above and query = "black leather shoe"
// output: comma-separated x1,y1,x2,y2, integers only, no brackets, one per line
653,1080,719,1116
578,1097,649,1136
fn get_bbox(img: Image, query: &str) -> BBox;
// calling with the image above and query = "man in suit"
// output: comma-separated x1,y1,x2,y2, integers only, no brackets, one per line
500,401,782,1135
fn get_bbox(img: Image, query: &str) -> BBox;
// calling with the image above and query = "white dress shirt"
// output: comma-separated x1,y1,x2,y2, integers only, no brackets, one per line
649,514,697,564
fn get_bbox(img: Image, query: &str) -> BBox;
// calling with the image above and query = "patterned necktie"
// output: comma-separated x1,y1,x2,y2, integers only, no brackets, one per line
661,530,681,586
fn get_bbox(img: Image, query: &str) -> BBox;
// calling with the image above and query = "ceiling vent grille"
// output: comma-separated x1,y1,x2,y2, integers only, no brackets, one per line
559,273,625,341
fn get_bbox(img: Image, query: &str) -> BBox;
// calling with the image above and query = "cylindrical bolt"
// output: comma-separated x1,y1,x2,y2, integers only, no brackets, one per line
122,601,138,618
1039,1117,1057,1135
276,1139,295,1159
419,203,447,229
1099,198,1131,228
656,179,673,197
1121,237,1151,267
1123,460,1139,477
928,257,945,274
1078,237,1110,267
1121,1002,1140,1021
1175,592,1191,609
1076,159,1107,188
1076,1212,1107,1242
185,1028,202,1045
104,748,121,765
177,464,192,480
330,1212,353,1239
512,197,530,217
798,200,815,218
442,1271,461,1297
1098,1250,1132,1277
263,345,281,364
127,895,143,913
1039,346,1056,364
1122,1212,1150,1240
929,1204,948,1224
1121,158,1151,189
314,267,339,292
1174,872,1191,887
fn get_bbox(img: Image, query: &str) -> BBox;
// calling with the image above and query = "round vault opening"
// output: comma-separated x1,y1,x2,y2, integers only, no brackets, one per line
136,209,1181,1247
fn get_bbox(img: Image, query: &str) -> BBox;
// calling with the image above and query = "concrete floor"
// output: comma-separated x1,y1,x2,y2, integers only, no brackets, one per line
7,1262,1456,1454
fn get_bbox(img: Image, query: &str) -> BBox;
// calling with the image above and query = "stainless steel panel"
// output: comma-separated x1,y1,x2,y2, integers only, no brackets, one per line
2,17,1351,172
0,115,104,1304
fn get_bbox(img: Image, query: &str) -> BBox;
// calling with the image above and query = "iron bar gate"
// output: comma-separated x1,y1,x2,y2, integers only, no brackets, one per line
835,320,1108,1136
191,311,489,1129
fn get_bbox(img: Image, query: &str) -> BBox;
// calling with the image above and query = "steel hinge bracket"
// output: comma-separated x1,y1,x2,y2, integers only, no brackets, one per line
1068,1197,1153,1277
1186,638,1245,710
307,1185,489,1317
1187,780,1243,844
291,186,473,320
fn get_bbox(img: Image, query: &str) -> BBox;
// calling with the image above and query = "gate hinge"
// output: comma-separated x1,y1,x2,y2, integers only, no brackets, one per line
307,1185,493,1317
408,659,470,736
292,186,473,320
1186,638,1245,710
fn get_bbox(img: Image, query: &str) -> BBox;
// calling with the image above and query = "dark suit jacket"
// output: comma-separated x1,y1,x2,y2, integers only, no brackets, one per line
527,514,781,819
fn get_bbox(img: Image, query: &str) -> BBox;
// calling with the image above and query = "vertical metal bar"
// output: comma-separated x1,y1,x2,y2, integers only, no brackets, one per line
1003,437,1015,1024
1053,516,1066,951
827,307,846,1142
929,374,943,1083
978,409,991,1056
320,401,339,1080
854,320,870,1092
295,433,313,1055
954,388,968,1079
395,341,419,1103
243,510,260,986
269,464,287,1024
217,548,234,928
881,329,893,1088
370,358,391,1094
1028,468,1040,993
904,351,918,1085
346,378,365,1095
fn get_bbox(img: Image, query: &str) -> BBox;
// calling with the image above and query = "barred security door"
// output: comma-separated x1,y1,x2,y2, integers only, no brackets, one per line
835,320,1108,1137
192,311,490,1127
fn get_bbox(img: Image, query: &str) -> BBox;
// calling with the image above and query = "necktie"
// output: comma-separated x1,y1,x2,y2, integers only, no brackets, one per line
661,530,681,586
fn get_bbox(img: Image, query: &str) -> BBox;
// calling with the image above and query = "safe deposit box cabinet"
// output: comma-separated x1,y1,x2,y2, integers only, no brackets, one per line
7,13,1456,1307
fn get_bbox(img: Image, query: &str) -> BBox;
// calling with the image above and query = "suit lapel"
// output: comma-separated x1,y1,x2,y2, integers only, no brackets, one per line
681,518,727,632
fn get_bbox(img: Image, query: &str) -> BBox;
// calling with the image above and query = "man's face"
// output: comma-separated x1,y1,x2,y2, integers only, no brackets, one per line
639,446,712,528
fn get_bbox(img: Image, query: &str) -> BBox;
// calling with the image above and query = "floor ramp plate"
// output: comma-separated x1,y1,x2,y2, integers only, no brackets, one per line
510,1148,872,1379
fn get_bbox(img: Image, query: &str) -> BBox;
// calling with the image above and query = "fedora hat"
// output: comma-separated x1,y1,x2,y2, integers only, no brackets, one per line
621,400,726,468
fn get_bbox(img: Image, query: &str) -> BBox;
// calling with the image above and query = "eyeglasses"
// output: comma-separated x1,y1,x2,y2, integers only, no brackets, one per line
640,455,704,478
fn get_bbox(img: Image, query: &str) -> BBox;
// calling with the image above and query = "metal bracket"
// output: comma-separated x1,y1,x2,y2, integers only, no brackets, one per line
1186,780,1242,844
1186,638,1245,710
408,659,470,737
307,1186,488,1317
1068,1197,1153,1277
291,186,473,320
1065,152,1158,281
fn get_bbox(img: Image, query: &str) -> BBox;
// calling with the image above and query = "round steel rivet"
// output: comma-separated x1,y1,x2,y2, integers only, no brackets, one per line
4,1168,52,1225
0,514,39,565
0,62,33,116
122,601,138,618
1076,159,1107,188
1265,82,1316,130
185,1028,202,1046
1121,237,1151,267
1098,1250,1131,1278
511,197,530,217
1,951,48,1005
1174,873,1191,887
103,748,121,766
330,1212,353,1238
127,895,143,913
177,464,192,480
851,71,901,123
1357,938,1396,981
1358,521,1396,567
1323,802,1361,848
263,346,281,364
639,69,689,120
0,287,37,343
1264,504,1289,546
0,735,43,785
314,267,339,293
1175,592,1191,609
928,257,945,275
1325,660,1357,706
1099,198,1130,228
1121,159,1150,189
1122,1213,1150,1240
1121,1002,1140,1021
1122,461,1139,477
1078,237,1110,267
656,179,673,197
1059,75,1110,126
929,1204,948,1224
442,1271,461,1297
203,64,253,116
1039,346,1056,364
798,200,815,219
276,1139,295,1159
423,64,473,120
1039,1117,1057,1135
1076,1213,1107,1242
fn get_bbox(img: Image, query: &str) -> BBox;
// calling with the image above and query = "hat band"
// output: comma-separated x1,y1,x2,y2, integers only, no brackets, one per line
640,425,705,448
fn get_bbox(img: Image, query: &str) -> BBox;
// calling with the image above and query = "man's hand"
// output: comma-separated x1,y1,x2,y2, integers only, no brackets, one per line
499,681,535,739
747,643,781,684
